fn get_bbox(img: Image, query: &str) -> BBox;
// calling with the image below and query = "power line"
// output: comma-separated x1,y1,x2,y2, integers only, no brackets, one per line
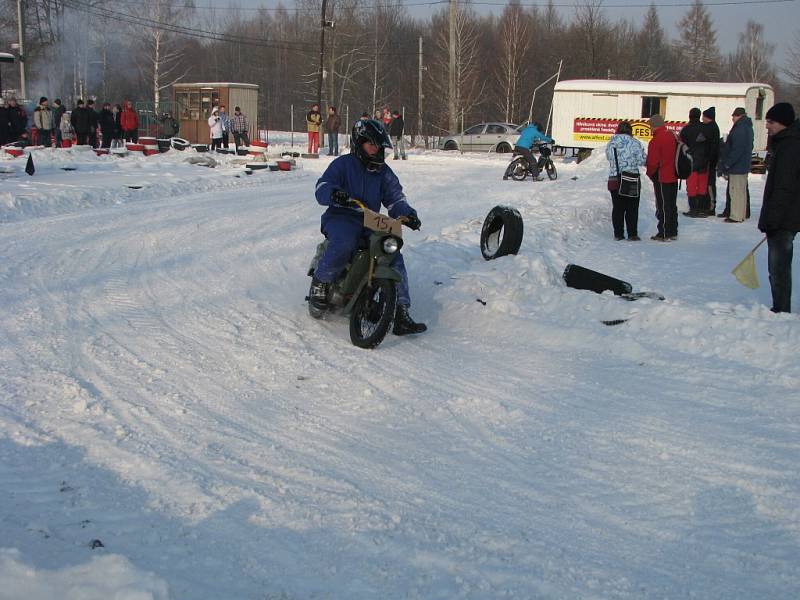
61,0,426,56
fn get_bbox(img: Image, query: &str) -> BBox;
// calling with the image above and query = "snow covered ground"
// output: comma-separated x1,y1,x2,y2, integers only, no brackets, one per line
1,140,798,599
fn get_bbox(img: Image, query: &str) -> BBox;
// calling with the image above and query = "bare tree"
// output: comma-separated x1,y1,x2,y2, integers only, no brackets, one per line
432,3,485,131
495,2,531,123
569,0,610,79
731,20,775,83
783,29,800,106
675,0,721,80
136,0,193,107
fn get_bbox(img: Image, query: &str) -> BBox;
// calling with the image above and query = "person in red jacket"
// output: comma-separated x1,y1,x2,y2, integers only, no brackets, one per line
120,100,139,142
646,114,679,241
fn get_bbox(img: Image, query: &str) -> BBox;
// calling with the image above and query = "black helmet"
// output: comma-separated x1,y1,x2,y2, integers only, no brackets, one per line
351,119,392,171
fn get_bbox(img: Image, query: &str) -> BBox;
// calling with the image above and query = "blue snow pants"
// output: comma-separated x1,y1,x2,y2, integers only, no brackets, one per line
314,216,411,306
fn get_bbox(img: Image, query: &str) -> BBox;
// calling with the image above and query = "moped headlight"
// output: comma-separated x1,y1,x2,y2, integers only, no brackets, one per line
382,237,400,254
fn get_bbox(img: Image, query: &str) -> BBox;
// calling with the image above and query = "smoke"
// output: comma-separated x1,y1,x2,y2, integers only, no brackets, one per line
19,3,142,106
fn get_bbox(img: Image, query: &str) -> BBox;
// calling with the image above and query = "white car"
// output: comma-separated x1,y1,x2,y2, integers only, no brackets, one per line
438,122,521,153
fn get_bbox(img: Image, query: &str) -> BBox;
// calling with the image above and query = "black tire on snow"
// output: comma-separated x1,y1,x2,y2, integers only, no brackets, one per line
349,279,397,349
443,141,459,151
480,205,524,261
496,143,512,153
546,160,557,180
509,157,529,181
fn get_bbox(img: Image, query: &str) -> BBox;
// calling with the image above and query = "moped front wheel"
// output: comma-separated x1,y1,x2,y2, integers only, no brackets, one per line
509,157,528,181
349,279,397,349
545,159,557,180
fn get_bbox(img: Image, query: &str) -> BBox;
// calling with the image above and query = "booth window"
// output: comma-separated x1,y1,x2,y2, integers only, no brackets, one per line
200,89,220,118
641,96,666,118
175,90,201,120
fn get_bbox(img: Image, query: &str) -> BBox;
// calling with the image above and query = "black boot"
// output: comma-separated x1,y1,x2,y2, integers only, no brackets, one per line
393,305,427,335
308,277,329,318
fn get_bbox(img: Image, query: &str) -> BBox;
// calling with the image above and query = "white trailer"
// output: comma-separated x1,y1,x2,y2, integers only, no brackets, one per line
550,80,774,156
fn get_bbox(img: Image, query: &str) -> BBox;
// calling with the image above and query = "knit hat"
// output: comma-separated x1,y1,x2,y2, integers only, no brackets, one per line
732,107,746,117
765,102,795,127
649,114,665,129
702,106,715,120
689,107,701,120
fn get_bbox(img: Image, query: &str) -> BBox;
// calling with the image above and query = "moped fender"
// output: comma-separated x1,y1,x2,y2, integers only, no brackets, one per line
372,264,402,282
342,269,401,314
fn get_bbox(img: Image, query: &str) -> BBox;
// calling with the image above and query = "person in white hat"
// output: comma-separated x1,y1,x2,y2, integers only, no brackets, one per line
208,107,223,151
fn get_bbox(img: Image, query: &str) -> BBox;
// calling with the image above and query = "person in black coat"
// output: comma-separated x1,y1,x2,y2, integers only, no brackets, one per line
98,103,116,148
760,103,800,313
53,99,66,147
388,109,406,160
701,107,720,215
680,107,712,217
113,104,123,143
86,99,99,147
6,97,28,144
71,100,91,145
0,104,9,146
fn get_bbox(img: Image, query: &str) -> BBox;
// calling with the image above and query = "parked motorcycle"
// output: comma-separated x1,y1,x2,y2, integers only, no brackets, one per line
306,199,413,349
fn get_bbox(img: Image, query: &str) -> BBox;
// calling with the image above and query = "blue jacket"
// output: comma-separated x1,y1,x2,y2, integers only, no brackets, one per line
515,123,553,149
605,133,646,177
219,112,231,133
722,116,754,175
315,154,416,229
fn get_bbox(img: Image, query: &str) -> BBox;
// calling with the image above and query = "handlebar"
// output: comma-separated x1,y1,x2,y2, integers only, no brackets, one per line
349,198,415,228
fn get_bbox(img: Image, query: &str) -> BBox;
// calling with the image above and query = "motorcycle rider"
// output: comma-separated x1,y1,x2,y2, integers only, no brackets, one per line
310,119,427,336
504,121,554,180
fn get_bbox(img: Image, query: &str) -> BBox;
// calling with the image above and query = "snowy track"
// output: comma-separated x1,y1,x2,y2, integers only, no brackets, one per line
1,148,799,598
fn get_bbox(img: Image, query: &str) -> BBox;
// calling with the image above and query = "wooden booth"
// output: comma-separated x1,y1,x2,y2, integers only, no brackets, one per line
173,82,259,144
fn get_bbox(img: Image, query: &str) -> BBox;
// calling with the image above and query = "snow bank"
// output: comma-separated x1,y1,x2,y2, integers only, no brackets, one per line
0,548,169,600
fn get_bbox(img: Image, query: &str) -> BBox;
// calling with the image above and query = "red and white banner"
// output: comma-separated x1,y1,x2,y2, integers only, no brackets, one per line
572,118,685,143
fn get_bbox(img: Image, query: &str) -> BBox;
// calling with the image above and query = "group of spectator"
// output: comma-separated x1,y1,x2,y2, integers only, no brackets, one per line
207,105,251,151
606,101,799,314
305,104,406,159
0,96,145,148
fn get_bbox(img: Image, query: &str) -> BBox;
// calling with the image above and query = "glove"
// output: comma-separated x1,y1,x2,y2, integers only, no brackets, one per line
404,214,421,230
331,189,351,206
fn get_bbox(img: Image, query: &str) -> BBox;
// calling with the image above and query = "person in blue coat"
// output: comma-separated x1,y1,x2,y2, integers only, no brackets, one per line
310,119,427,335
504,121,554,180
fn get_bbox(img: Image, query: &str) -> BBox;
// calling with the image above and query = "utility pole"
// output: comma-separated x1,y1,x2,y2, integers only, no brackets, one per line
17,0,26,100
448,0,457,133
317,0,328,110
329,11,336,110
417,36,424,146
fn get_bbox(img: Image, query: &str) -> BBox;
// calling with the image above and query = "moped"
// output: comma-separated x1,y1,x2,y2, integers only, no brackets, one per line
307,199,413,349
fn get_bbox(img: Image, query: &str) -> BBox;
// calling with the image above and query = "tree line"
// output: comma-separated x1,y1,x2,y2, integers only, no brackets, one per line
1,0,798,136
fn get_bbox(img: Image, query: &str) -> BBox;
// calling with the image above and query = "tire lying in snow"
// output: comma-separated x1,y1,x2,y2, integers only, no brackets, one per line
480,205,524,260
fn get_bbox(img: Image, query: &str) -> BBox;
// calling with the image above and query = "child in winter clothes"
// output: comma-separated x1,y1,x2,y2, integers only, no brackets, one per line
208,108,224,151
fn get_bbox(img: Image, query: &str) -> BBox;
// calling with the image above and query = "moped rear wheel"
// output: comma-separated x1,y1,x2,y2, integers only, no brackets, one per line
349,279,397,349
509,157,528,181
545,159,558,180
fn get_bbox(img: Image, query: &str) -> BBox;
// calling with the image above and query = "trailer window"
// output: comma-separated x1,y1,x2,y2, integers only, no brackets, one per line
755,95,764,119
641,97,666,118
